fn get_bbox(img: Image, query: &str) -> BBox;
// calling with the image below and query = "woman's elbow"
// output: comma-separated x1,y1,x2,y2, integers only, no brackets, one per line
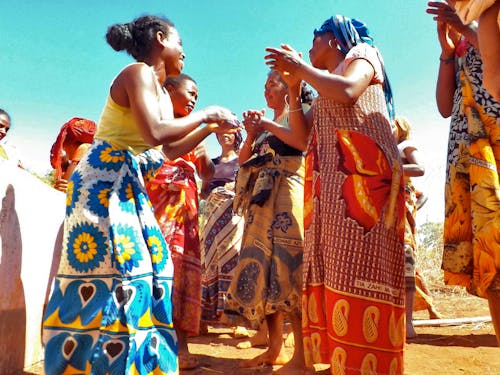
142,130,164,147
163,148,182,160
437,102,452,118
294,138,308,152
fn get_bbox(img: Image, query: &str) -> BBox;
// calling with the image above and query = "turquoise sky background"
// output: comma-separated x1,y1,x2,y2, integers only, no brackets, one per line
0,0,449,223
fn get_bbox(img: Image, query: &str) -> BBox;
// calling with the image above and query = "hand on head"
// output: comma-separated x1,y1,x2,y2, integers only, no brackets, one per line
427,1,466,56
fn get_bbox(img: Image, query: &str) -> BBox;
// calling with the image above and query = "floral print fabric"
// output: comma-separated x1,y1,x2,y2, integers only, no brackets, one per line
224,153,304,325
147,154,202,336
442,45,500,297
43,140,177,374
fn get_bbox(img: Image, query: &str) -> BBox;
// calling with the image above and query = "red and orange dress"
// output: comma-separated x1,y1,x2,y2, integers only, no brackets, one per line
147,151,202,337
302,44,406,374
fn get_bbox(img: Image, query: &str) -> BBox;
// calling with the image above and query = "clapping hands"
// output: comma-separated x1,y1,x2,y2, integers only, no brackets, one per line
203,106,242,134
242,109,266,138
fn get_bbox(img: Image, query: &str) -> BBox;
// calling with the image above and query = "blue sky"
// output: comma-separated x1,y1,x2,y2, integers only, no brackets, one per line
0,0,449,223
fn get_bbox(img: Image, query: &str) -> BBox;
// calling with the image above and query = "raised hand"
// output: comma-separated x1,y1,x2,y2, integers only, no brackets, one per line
427,1,468,33
264,45,303,87
427,1,466,55
242,109,265,139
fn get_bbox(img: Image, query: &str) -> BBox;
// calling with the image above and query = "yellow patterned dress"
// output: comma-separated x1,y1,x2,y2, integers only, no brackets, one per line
442,44,500,298
224,124,305,326
302,45,406,374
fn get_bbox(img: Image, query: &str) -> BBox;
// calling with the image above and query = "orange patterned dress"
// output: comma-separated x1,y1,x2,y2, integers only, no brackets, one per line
147,151,202,336
302,45,406,374
442,44,500,298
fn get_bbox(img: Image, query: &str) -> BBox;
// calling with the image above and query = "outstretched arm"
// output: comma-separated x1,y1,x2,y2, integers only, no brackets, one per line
113,63,238,152
265,45,373,104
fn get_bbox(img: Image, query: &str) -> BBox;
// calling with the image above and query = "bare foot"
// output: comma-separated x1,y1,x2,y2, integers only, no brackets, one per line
406,322,417,339
239,348,290,368
236,327,268,349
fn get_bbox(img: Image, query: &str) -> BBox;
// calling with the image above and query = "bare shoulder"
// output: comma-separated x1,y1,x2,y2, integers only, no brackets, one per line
111,63,154,105
116,63,152,85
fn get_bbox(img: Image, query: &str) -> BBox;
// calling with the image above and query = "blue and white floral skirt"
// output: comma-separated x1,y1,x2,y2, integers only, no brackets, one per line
43,140,178,374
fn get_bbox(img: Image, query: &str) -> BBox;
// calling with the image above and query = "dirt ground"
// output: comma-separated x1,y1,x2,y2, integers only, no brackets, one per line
25,293,499,375
182,293,500,375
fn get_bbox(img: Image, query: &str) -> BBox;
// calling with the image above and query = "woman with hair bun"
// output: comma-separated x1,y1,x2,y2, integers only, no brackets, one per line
42,15,238,374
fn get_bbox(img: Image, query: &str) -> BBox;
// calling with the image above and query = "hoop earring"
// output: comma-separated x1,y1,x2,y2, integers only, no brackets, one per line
328,40,334,48
284,94,290,111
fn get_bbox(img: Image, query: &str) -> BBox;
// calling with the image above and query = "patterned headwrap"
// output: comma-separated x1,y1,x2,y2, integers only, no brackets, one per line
314,15,395,120
50,117,96,178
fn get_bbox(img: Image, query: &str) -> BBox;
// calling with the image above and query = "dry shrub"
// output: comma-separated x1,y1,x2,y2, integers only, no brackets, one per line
415,221,469,297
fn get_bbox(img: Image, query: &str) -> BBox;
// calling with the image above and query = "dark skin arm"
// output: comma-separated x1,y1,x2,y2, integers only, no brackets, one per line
242,107,313,152
402,145,425,177
193,141,215,181
427,1,479,117
111,63,237,151
263,44,375,150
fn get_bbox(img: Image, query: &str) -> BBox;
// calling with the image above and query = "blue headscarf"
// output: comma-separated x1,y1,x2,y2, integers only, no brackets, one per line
314,15,395,120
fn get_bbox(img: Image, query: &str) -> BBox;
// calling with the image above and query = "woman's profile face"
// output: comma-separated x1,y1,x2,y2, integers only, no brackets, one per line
264,72,287,110
163,28,185,76
309,33,332,69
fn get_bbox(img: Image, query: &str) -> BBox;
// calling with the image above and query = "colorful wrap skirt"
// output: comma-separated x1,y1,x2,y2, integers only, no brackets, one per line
200,186,244,323
302,92,406,374
147,159,202,336
442,46,500,298
224,153,304,325
42,140,178,374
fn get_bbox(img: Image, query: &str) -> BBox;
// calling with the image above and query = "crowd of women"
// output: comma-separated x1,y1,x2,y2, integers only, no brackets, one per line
33,0,499,374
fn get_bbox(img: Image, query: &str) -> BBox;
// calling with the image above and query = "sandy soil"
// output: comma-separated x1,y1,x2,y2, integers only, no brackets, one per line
183,293,500,375
24,293,499,375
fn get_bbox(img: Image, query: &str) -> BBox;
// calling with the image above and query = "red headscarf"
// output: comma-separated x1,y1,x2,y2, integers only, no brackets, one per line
50,117,96,178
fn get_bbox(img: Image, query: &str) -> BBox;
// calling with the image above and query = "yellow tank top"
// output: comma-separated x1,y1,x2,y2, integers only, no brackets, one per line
95,65,172,154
